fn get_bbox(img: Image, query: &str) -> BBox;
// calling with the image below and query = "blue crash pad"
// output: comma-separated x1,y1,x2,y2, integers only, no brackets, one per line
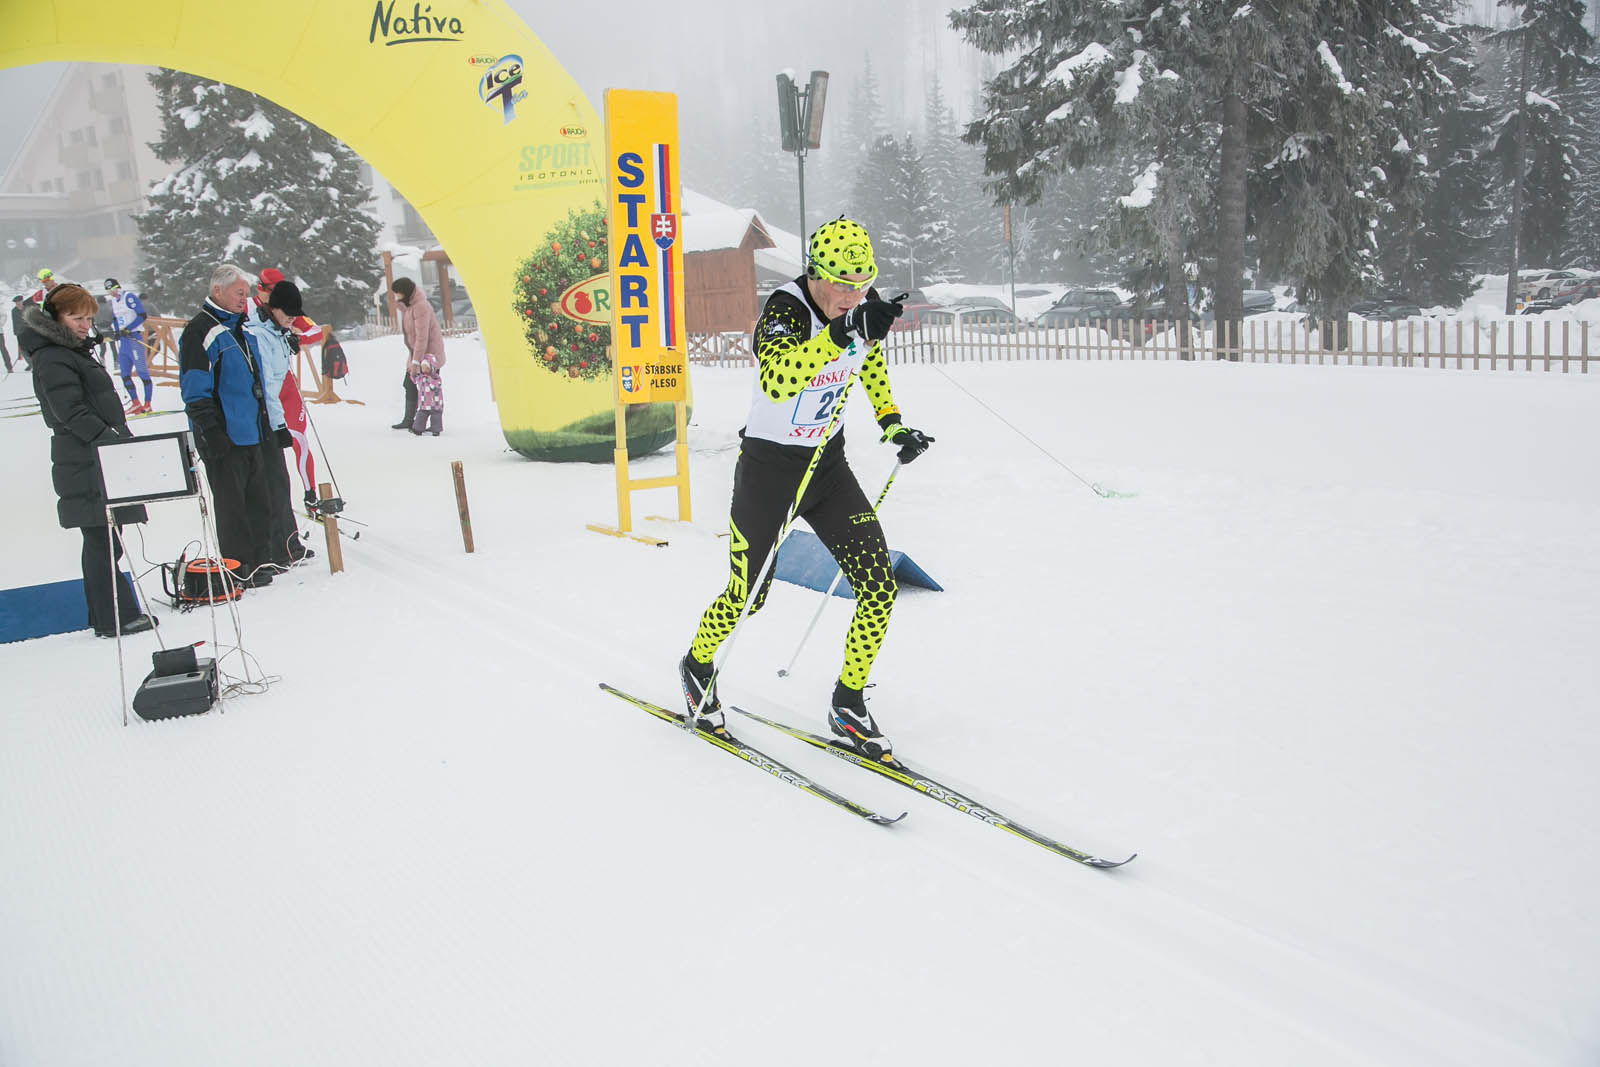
0,574,140,644
773,529,943,599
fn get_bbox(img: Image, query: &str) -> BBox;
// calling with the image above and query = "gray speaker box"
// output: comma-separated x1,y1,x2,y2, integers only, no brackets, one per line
132,657,218,721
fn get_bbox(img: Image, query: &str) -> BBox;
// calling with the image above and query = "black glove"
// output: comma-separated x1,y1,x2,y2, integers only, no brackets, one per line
881,421,934,464
287,333,301,354
187,401,227,464
194,428,226,464
275,427,293,449
831,296,905,345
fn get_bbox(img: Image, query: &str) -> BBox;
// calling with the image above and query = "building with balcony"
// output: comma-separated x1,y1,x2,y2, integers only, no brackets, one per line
0,64,165,291
0,62,436,306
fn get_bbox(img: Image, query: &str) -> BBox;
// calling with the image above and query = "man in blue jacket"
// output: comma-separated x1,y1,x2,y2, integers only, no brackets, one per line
107,278,152,413
179,263,276,587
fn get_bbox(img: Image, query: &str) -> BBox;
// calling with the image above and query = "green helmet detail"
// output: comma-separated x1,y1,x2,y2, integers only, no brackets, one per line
807,217,876,286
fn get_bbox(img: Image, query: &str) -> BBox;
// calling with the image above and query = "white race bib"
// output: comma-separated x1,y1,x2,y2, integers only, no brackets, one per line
743,281,866,446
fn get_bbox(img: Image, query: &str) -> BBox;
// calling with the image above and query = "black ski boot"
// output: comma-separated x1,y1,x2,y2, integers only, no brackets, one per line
829,680,894,762
678,654,727,736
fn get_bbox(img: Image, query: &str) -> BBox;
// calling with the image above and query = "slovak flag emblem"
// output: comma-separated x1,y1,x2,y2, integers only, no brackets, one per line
651,213,677,251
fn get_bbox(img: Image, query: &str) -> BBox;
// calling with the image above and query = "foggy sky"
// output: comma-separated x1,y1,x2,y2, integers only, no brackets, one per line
517,0,989,132
2,1,1588,189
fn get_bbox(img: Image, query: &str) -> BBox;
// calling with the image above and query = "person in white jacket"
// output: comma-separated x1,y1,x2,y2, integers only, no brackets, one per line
243,280,314,568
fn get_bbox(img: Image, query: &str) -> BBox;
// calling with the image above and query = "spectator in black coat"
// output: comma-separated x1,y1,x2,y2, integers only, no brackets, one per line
22,284,158,636
8,295,27,373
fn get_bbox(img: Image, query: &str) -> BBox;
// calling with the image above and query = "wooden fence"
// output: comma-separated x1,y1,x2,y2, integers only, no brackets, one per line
686,315,1595,373
353,307,479,340
138,315,356,404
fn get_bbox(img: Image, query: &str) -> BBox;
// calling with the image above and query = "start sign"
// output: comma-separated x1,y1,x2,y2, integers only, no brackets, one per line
603,89,688,404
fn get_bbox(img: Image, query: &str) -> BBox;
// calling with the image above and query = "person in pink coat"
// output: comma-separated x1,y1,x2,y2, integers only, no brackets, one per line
390,277,446,435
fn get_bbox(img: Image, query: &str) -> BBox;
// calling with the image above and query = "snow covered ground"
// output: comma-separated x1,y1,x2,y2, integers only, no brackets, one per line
2,333,1597,1065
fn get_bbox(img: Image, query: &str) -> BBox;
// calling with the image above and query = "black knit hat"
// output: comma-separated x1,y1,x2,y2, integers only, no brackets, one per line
267,280,304,317
105,277,120,290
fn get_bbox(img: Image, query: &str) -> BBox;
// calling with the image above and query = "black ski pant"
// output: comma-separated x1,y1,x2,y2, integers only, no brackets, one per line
80,524,140,634
203,438,273,577
261,437,301,565
689,436,897,691
398,372,417,426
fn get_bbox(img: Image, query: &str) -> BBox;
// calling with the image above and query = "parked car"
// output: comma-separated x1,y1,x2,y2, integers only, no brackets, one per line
1349,298,1423,321
1038,300,1202,346
1191,289,1276,320
1035,288,1124,327
919,303,1026,335
951,295,1017,313
1519,272,1600,312
1515,269,1583,301
1241,289,1277,315
1548,270,1600,303
885,287,945,332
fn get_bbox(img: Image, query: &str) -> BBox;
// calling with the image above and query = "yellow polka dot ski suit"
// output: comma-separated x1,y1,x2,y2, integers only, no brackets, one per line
688,279,905,693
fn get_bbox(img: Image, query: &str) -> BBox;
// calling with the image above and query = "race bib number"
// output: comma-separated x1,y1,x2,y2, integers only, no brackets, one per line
793,383,844,428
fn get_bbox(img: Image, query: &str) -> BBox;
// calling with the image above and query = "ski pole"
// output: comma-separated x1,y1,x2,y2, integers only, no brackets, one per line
690,369,859,729
776,459,901,678
299,399,343,504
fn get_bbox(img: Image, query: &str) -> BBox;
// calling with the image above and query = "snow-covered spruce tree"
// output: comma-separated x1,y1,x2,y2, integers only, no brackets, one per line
944,84,1008,283
834,55,887,223
1487,0,1594,308
1557,37,1600,268
921,74,989,283
135,69,380,328
954,1,1451,321
850,133,902,269
1250,5,1451,316
849,132,958,290
1043,156,1141,284
952,0,1292,321
894,135,959,287
1372,6,1496,307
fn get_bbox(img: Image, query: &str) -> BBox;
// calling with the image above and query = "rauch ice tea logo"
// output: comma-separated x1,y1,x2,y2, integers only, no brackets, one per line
556,275,611,326
479,54,527,125
369,2,465,45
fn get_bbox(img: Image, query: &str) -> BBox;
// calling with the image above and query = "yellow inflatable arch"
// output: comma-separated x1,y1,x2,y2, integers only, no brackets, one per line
3,0,675,461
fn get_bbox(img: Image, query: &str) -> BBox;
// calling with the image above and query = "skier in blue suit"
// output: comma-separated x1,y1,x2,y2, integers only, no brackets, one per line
106,278,152,413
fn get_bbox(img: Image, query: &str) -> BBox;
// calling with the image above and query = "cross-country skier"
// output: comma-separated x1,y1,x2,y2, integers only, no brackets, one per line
106,279,152,413
30,267,62,305
678,217,934,762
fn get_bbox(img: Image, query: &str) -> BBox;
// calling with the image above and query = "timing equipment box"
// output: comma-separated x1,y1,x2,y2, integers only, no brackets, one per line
132,657,218,721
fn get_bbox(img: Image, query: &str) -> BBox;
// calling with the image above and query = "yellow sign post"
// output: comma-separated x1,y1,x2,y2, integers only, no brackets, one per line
587,89,691,545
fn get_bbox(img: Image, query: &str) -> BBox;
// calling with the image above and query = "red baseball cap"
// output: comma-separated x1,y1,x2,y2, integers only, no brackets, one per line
257,268,286,290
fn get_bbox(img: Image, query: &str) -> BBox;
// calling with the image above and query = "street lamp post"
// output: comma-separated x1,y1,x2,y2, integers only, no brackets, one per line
776,70,829,262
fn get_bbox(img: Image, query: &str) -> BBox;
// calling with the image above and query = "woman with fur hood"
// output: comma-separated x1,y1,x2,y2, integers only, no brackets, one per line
22,284,158,636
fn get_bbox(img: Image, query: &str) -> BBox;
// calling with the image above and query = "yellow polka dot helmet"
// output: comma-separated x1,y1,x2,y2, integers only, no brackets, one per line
807,217,877,288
